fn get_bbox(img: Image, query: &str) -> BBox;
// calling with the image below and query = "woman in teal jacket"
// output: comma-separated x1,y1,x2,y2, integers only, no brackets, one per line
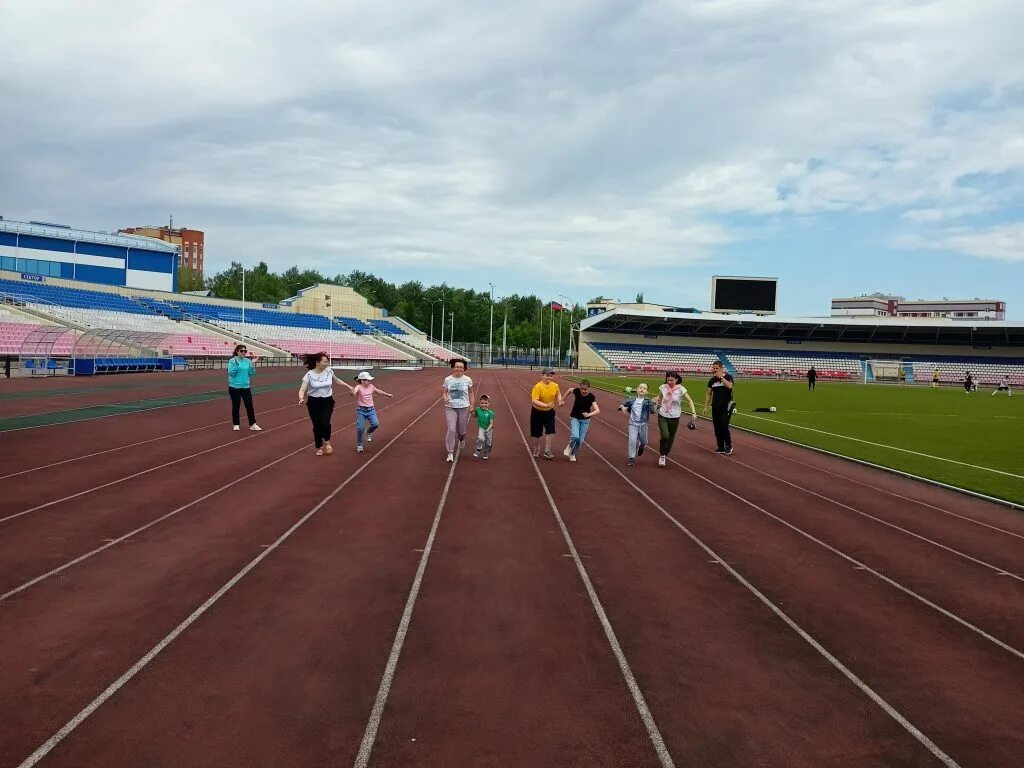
227,344,261,431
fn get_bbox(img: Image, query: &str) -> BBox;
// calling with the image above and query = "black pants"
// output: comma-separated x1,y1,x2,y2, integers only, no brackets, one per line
712,407,732,451
306,396,335,448
229,387,256,426
658,415,680,456
808,379,815,390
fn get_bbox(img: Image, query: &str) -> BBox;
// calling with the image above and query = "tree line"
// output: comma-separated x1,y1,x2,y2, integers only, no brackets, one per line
180,263,598,352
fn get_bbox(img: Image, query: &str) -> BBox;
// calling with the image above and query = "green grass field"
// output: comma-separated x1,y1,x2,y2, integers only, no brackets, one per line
576,376,1024,506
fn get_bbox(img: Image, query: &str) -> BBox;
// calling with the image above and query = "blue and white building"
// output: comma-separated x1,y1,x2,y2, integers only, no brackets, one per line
0,218,178,292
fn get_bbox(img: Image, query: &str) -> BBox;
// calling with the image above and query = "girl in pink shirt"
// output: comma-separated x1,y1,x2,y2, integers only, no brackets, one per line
351,371,394,453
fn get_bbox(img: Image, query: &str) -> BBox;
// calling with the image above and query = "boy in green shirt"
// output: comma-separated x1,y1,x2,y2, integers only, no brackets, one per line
472,394,495,459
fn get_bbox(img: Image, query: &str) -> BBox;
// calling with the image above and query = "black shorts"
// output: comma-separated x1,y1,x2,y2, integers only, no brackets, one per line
530,407,556,437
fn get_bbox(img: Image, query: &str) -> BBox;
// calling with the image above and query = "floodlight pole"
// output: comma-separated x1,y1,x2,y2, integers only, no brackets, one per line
488,282,495,366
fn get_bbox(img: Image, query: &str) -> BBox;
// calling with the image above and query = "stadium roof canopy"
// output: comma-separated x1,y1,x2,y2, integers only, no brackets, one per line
0,218,177,253
580,308,1024,347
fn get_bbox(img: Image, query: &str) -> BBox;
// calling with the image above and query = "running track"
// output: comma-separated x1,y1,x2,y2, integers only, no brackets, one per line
0,369,1021,767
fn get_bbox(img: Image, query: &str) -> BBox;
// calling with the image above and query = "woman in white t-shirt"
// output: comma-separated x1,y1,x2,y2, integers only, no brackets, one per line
656,371,697,468
441,359,474,462
298,352,355,456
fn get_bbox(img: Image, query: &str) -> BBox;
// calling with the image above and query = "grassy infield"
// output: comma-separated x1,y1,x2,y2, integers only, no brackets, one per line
574,375,1024,507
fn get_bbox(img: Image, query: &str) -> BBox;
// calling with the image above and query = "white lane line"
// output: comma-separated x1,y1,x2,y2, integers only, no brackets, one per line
352,441,459,768
579,406,1024,663
737,411,1024,480
733,438,1024,541
540,382,1024,662
0,402,297,481
715,452,1023,582
352,372,485,768
0,390,424,601
497,377,677,768
15,397,441,768
0,414,307,525
573,431,962,768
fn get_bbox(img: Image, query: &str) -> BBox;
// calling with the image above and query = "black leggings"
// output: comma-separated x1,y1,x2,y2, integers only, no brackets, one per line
658,415,680,456
229,387,256,426
712,408,732,451
306,396,335,448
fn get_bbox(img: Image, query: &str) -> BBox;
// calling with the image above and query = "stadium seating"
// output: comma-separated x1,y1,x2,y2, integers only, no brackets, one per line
589,343,720,374
911,359,1024,386
335,316,377,334
210,321,410,361
0,322,77,355
369,319,407,335
0,278,155,315
724,350,861,379
391,333,466,363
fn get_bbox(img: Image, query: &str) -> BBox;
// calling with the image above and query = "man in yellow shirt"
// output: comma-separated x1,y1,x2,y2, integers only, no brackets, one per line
530,368,564,459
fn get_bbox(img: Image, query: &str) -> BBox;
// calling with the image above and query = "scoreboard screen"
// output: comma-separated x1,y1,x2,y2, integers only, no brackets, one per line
711,276,778,314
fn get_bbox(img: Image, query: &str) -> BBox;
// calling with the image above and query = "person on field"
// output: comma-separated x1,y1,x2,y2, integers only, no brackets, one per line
992,377,1013,397
807,366,817,391
619,382,655,467
471,394,495,459
704,360,735,455
298,352,355,456
442,359,473,463
351,371,394,453
228,343,261,432
656,371,697,468
562,379,600,462
529,367,563,459
932,368,940,388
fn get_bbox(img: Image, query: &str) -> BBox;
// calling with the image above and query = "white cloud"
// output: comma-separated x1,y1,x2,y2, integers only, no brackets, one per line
1,0,1023,296
897,223,1024,262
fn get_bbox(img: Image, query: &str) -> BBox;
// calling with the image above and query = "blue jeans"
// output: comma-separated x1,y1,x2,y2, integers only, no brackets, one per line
569,417,591,455
356,406,379,446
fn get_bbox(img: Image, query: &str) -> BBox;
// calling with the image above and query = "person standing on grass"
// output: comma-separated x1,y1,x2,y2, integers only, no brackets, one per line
562,379,600,462
932,368,940,388
619,382,655,467
898,366,906,386
704,360,735,455
228,344,261,432
471,394,495,459
992,377,1013,397
807,366,817,391
298,352,355,456
442,359,474,462
656,371,697,468
530,367,564,460
351,371,394,453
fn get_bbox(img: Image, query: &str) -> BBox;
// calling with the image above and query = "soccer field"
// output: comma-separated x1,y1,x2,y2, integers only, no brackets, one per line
580,376,1024,506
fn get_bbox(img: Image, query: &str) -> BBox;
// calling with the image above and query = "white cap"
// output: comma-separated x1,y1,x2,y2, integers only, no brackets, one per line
356,371,374,381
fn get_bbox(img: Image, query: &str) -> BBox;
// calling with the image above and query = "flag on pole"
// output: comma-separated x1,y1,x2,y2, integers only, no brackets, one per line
550,301,563,312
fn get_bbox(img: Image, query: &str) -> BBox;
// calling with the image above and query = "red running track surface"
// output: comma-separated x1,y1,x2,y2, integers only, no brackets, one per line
0,368,1021,767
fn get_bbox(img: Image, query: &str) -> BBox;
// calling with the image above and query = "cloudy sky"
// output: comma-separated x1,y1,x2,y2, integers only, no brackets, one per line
2,0,1023,315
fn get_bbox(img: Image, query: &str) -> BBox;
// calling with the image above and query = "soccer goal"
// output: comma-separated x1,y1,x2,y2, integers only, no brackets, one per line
866,359,904,383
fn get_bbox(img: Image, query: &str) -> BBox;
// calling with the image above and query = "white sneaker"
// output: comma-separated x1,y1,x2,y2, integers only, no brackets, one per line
249,424,262,431
233,425,240,431
446,452,454,462
569,454,577,463
459,440,465,450
563,445,571,457
366,433,373,443
356,445,364,453
658,456,666,467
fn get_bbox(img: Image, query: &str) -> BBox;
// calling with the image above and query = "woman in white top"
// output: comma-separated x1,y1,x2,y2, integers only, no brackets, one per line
441,359,474,462
298,352,355,456
656,371,697,467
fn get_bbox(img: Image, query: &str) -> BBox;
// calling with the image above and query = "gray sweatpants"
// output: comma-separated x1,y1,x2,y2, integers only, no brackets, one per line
475,427,493,457
444,406,470,453
628,422,648,459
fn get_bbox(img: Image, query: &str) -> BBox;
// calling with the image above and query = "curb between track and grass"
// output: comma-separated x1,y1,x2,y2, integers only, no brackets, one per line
567,377,1024,512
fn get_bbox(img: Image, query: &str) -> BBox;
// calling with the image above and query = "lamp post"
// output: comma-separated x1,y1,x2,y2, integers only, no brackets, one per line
449,311,455,350
440,288,446,350
429,298,441,341
558,294,572,368
488,282,495,366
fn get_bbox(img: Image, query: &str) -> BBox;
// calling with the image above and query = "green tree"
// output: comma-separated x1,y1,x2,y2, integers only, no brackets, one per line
177,267,205,292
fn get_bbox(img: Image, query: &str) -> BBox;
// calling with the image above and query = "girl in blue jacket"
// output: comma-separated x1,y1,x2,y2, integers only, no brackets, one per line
227,344,261,431
619,382,656,466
